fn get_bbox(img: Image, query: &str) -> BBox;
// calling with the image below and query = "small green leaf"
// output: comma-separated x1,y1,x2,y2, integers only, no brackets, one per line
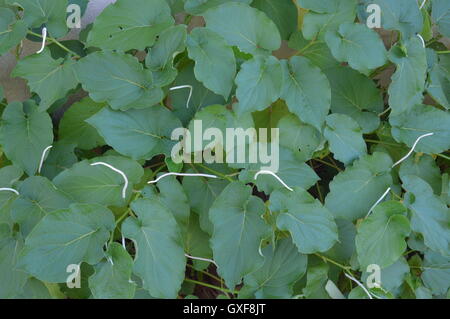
0,8,27,56
185,0,252,14
432,0,450,37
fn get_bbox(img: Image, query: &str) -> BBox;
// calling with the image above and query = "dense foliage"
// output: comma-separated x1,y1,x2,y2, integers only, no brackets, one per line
0,0,449,299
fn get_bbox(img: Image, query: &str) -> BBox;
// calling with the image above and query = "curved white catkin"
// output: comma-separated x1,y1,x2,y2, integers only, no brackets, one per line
148,172,218,184
169,85,193,108
344,273,373,299
416,33,426,48
90,162,129,199
391,132,434,168
184,254,217,267
0,188,19,195
38,145,53,174
419,0,427,9
366,187,391,217
36,27,47,54
254,170,293,192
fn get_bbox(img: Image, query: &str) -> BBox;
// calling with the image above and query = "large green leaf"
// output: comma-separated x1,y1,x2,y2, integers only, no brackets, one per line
185,0,252,14
241,238,308,298
252,0,297,40
390,104,450,154
187,27,236,99
53,156,144,207
12,49,78,111
59,97,106,150
280,56,331,130
356,201,410,269
75,51,163,111
209,182,272,289
324,114,367,166
39,142,78,180
235,55,283,115
0,165,22,226
122,198,186,299
432,0,450,37
86,106,182,160
427,54,450,110
0,225,29,298
325,152,393,221
145,25,187,87
271,188,338,254
324,66,382,133
203,2,281,55
9,0,68,37
359,0,422,38
325,23,387,75
86,0,174,51
387,38,427,115
399,155,442,195
89,243,136,299
402,175,450,256
421,251,450,295
11,176,73,236
17,203,115,283
0,8,27,56
301,0,356,40
0,100,53,176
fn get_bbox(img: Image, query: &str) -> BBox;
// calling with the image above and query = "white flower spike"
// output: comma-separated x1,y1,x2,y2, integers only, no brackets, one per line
254,170,293,192
392,132,434,168
169,85,193,108
148,172,218,184
419,0,427,9
366,187,391,217
416,33,425,48
36,27,47,54
344,272,373,299
38,145,53,174
184,253,218,267
0,188,19,195
90,162,129,199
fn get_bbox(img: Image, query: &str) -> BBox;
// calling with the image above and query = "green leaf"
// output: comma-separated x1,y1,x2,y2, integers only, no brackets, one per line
0,8,27,56
421,251,450,295
187,27,236,99
185,0,252,14
203,2,281,55
235,55,283,115
241,238,308,298
271,188,338,254
182,164,231,235
12,49,78,111
390,104,450,154
0,100,53,176
184,213,213,270
359,0,423,38
251,0,297,40
280,56,331,130
362,257,409,296
11,176,73,236
86,0,174,51
427,54,450,109
325,152,393,221
302,261,329,298
142,175,190,236
356,201,410,269
209,181,272,289
399,155,442,195
122,198,186,299
324,66,382,133
86,106,182,160
40,142,78,180
53,156,144,207
0,225,29,298
387,38,427,115
402,175,450,257
238,147,320,194
324,114,367,166
301,0,356,40
0,166,22,226
59,97,106,150
325,23,387,75
75,51,163,111
432,0,450,37
17,203,115,283
145,25,187,87
89,243,136,299
10,0,68,37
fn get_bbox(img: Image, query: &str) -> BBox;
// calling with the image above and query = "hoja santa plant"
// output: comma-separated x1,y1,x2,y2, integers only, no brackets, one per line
0,0,449,299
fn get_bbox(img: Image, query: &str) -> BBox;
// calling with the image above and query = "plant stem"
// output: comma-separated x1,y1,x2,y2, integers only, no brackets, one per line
314,158,342,172
436,153,450,161
365,139,403,148
436,50,450,54
186,264,223,284
194,163,234,182
184,278,237,295
314,253,352,271
27,30,81,58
